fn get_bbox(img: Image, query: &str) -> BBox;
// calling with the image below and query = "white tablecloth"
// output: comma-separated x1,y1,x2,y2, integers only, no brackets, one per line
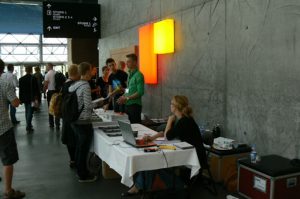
93,108,129,122
92,122,201,187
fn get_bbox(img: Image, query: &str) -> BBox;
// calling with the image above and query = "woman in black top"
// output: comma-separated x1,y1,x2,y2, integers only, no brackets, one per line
96,66,112,110
123,95,207,196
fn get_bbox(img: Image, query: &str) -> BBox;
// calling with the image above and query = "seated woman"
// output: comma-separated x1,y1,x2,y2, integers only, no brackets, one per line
124,95,207,195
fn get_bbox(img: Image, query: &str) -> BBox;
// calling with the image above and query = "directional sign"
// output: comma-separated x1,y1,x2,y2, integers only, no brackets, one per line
43,2,100,38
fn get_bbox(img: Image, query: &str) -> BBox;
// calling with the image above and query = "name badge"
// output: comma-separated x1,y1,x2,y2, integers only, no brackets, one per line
125,88,129,94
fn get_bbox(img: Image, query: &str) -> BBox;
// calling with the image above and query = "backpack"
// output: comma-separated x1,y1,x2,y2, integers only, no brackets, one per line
61,83,86,123
49,92,63,117
55,72,66,91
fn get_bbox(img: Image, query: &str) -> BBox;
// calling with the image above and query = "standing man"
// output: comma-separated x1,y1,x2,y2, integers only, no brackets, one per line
0,59,25,199
33,66,44,108
117,54,144,123
19,66,39,133
44,63,60,129
1,64,20,125
107,58,128,113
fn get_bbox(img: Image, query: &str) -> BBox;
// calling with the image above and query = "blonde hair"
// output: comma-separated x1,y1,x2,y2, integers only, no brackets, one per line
68,64,79,77
172,95,193,117
78,62,91,76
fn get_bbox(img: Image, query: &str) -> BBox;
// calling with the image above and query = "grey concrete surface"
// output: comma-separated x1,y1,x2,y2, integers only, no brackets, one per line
97,0,300,159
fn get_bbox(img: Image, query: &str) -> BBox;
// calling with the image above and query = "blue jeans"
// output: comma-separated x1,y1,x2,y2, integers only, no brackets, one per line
24,103,33,129
135,169,184,191
9,103,17,123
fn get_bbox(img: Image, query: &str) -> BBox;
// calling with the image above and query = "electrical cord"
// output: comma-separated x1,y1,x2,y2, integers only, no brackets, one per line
159,149,169,168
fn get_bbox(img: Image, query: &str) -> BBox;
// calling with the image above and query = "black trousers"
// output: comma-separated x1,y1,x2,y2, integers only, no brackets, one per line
71,123,93,179
47,90,60,127
125,104,142,124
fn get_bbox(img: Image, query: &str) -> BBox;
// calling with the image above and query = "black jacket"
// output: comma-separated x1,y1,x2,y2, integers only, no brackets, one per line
19,74,39,104
166,116,208,169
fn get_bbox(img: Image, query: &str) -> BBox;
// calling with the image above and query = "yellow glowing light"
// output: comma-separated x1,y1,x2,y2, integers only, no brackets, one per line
154,19,174,54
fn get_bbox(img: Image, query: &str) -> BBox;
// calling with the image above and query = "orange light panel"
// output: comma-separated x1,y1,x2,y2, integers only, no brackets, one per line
154,19,174,54
139,23,157,84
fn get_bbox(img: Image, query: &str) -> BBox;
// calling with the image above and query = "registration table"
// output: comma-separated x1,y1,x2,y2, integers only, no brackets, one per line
92,122,201,187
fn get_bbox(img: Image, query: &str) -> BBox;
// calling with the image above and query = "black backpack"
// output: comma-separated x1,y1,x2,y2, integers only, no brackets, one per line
61,83,86,123
55,72,66,91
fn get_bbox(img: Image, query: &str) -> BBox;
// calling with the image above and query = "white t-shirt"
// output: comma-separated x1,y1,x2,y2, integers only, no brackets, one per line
1,71,18,89
45,69,56,91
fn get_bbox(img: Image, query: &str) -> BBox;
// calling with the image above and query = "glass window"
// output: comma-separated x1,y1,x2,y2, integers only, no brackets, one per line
0,33,68,64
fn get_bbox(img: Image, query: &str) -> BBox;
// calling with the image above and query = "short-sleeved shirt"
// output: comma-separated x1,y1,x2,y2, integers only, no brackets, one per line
108,70,128,93
96,77,109,98
0,79,17,135
88,78,98,100
125,68,144,106
44,69,56,91
1,71,18,90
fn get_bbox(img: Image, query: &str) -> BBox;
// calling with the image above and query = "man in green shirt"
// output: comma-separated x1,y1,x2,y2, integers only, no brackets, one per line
117,54,144,123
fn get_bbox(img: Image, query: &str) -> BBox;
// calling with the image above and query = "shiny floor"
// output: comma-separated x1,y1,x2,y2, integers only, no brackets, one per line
0,100,236,199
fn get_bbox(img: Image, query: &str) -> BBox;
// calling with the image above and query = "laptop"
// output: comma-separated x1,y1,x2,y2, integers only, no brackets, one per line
118,121,157,148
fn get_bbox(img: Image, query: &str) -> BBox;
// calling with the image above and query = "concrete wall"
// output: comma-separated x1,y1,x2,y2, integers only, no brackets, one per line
98,0,300,159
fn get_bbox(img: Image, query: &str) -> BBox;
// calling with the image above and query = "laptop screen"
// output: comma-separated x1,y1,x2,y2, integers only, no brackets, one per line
118,121,136,145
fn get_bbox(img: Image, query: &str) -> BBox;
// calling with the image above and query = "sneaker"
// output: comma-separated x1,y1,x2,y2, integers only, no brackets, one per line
4,189,25,199
12,121,20,125
26,127,34,133
78,175,97,183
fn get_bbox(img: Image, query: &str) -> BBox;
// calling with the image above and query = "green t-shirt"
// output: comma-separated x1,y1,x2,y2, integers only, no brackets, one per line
125,68,144,106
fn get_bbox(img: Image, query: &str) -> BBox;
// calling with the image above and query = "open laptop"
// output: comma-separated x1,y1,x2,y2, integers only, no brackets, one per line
118,121,157,148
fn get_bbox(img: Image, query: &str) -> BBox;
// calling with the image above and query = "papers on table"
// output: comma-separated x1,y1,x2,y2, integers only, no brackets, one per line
174,142,194,149
154,139,181,145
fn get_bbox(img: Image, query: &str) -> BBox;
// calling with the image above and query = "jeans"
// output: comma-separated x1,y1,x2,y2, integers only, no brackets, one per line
47,90,60,127
125,104,142,123
71,123,93,179
113,95,125,113
135,169,184,191
24,103,33,129
8,103,17,123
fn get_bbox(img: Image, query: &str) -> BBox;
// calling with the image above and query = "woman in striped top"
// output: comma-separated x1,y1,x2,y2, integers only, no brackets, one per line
69,62,97,183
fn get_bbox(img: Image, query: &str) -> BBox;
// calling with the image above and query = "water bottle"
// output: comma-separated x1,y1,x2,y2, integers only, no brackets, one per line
212,124,221,138
250,144,257,163
200,125,205,134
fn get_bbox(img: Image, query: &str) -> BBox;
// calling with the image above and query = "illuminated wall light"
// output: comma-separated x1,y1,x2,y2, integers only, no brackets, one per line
139,23,157,84
154,19,174,54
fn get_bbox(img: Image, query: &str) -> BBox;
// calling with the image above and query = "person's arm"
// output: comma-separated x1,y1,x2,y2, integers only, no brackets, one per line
33,77,39,100
43,72,50,92
165,116,186,141
91,87,100,98
6,82,20,107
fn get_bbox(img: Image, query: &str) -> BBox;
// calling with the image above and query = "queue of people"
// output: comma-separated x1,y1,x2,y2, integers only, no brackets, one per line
0,53,207,198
